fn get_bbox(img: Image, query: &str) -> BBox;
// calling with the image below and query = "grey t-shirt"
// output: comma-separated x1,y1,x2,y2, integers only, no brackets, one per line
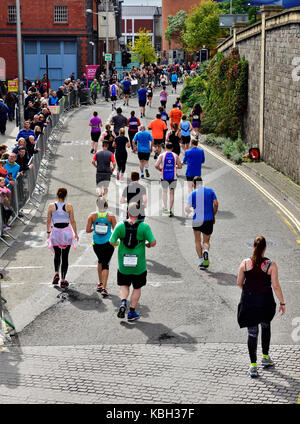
95,149,114,174
111,114,128,134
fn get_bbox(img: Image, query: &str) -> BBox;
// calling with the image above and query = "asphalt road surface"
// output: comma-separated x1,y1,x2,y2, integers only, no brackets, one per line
0,85,299,404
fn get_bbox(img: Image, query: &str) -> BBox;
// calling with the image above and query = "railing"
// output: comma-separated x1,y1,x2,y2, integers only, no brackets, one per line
0,89,80,247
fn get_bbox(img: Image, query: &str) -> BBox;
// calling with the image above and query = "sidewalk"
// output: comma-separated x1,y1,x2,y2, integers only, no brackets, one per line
0,120,19,151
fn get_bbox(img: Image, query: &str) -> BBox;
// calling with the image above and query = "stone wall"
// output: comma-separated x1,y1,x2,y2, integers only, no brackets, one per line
218,7,300,184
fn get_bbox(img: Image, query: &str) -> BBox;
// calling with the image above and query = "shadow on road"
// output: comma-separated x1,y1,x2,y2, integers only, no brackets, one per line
204,270,237,286
146,259,182,279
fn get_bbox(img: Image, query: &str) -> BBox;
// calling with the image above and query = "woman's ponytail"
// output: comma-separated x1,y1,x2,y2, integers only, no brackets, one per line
251,236,266,267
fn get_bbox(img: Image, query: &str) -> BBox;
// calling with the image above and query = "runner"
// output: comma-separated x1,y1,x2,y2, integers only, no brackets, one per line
237,236,286,378
110,107,128,137
92,141,116,196
127,111,141,151
159,87,168,109
158,106,169,145
171,72,178,93
137,84,147,118
89,111,102,154
121,76,131,106
169,104,183,130
155,142,182,217
85,196,116,296
100,124,116,153
110,81,119,111
183,139,205,193
110,202,156,321
185,177,218,269
148,113,168,159
115,128,130,181
190,103,203,138
175,97,182,110
160,73,167,89
46,187,79,289
166,122,181,157
146,82,153,108
132,125,153,179
120,170,147,221
180,115,193,153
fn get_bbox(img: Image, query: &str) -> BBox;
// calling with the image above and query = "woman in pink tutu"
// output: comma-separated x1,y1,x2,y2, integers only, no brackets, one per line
46,187,79,288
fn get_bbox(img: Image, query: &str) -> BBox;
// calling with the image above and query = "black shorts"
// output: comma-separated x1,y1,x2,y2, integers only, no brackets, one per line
186,176,196,182
161,179,177,189
172,81,177,88
154,139,163,145
139,100,146,107
96,173,111,185
192,220,214,235
181,135,191,144
117,270,147,289
160,100,166,108
123,89,130,95
111,96,117,101
138,152,150,161
93,242,114,269
91,131,101,142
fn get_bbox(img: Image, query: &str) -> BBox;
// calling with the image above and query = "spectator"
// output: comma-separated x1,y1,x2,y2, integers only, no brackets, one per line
16,147,33,174
12,137,27,155
0,176,13,231
30,115,44,133
5,91,17,121
49,91,59,106
57,86,64,100
24,101,37,121
26,135,40,158
0,159,8,179
4,152,20,187
0,98,9,135
16,120,37,141
0,144,7,158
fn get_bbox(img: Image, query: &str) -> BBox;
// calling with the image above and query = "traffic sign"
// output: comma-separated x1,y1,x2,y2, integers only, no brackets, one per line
105,53,112,62
219,14,248,28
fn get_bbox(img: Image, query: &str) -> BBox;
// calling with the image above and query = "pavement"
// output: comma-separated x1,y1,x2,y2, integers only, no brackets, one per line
0,85,299,405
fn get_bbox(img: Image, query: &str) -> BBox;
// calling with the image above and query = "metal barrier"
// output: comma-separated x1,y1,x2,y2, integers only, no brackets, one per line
0,91,78,246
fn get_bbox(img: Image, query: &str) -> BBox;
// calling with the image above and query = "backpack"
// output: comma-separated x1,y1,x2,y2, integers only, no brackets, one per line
122,220,142,249
111,84,116,96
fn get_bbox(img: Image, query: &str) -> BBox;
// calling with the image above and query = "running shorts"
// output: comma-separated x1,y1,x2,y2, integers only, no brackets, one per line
93,242,114,269
160,100,166,108
96,172,111,186
181,135,191,144
111,96,117,101
91,132,101,142
172,81,177,89
123,89,130,95
192,220,214,235
139,100,146,107
138,152,150,161
161,179,177,189
117,270,147,289
154,139,163,145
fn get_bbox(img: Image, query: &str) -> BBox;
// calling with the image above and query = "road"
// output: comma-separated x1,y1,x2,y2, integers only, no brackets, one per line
0,86,299,404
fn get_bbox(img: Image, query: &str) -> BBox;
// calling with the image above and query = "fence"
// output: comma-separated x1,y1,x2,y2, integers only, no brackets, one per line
0,89,80,247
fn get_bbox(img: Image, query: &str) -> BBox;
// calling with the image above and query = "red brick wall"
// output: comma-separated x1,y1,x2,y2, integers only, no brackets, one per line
134,19,153,33
162,0,202,51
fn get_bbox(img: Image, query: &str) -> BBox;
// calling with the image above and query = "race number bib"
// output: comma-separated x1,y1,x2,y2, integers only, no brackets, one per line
193,115,199,120
123,254,138,267
95,223,108,235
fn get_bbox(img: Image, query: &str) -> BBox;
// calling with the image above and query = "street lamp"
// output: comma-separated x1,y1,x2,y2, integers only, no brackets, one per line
89,41,95,65
16,0,24,128
86,1,110,79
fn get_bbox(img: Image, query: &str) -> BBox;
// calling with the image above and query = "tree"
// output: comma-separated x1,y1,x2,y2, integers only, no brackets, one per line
128,29,157,65
164,10,188,48
182,1,221,53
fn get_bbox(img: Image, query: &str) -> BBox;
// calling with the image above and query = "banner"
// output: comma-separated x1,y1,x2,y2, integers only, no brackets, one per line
8,80,18,92
48,105,60,115
86,65,99,80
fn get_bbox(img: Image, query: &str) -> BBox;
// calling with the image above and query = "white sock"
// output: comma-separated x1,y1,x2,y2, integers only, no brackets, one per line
199,257,204,265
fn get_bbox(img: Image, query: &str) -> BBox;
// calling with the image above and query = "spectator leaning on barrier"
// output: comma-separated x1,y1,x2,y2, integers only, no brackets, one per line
26,135,40,159
16,120,37,141
4,153,20,188
49,91,59,106
16,147,33,174
12,137,27,155
0,159,8,179
0,176,13,231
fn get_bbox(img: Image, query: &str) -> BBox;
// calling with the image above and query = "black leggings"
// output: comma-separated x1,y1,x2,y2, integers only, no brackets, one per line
247,322,271,363
115,152,127,173
53,245,71,280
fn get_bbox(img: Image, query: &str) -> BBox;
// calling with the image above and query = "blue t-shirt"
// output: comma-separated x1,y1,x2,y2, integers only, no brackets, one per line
122,80,131,91
138,88,147,101
183,147,205,178
181,121,190,136
171,74,178,82
133,131,153,153
187,187,217,223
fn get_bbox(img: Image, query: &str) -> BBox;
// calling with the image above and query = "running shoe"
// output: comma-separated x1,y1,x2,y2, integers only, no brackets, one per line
162,207,168,214
169,210,174,217
202,251,210,268
127,311,140,321
90,149,94,154
52,274,59,285
145,169,150,178
198,258,204,268
117,301,127,319
261,356,274,367
141,174,145,179
249,365,258,378
60,281,69,289
100,287,108,297
96,283,103,292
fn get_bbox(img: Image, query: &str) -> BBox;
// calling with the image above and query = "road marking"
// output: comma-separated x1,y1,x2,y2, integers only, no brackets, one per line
5,266,44,270
276,210,297,235
200,143,300,235
148,280,183,287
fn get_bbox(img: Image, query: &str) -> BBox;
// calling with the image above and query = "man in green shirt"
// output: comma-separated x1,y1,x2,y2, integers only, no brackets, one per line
110,202,156,321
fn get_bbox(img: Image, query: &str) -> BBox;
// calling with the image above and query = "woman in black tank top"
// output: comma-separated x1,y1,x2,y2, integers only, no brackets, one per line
166,123,181,156
236,236,285,378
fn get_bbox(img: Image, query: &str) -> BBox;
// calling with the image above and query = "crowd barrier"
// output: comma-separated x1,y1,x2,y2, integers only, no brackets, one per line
0,89,79,247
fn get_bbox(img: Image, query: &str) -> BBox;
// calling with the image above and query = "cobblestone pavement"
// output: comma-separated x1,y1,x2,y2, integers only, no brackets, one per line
0,343,299,404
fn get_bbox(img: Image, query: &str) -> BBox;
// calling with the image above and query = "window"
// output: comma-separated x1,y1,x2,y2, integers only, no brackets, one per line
24,41,37,55
54,5,68,23
40,41,61,55
8,5,17,23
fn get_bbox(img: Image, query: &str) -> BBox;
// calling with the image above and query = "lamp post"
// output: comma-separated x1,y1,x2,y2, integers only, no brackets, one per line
89,41,95,64
16,0,24,128
86,1,110,79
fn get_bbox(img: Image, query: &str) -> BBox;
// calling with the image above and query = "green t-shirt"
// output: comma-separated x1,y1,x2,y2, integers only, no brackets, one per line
110,220,156,275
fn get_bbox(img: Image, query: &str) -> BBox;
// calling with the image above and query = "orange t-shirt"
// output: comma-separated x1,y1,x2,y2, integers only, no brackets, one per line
148,119,168,140
169,108,183,127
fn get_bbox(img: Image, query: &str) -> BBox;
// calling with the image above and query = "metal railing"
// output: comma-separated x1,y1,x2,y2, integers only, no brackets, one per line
0,90,79,247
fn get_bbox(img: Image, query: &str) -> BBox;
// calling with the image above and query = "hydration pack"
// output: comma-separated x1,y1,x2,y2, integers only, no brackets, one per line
122,220,141,249
111,84,116,96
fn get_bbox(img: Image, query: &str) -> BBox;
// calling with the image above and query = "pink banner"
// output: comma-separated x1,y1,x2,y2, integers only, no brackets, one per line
86,65,99,80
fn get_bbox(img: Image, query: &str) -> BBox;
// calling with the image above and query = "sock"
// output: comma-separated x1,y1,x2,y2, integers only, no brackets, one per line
130,307,135,313
251,363,257,367
121,299,127,304
141,169,144,174
263,354,269,360
199,257,204,265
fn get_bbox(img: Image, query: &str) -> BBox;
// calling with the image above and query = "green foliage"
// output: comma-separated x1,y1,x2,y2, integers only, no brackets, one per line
164,10,188,48
128,29,157,65
217,0,260,24
182,1,221,53
203,134,250,164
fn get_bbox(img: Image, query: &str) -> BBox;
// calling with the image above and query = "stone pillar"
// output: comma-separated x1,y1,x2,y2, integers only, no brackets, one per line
259,5,284,157
232,22,249,48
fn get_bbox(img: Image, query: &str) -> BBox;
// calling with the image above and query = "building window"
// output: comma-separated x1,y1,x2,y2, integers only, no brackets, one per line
54,6,68,23
8,5,17,23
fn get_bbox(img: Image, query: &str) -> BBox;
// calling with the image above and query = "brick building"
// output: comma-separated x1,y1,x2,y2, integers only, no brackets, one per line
0,0,121,89
122,6,162,52
161,0,200,52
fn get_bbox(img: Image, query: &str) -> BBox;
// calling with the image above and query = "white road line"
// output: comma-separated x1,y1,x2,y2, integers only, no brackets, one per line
200,143,300,234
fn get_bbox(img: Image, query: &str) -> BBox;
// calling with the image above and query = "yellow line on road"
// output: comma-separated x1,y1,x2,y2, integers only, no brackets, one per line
200,143,300,235
276,210,298,235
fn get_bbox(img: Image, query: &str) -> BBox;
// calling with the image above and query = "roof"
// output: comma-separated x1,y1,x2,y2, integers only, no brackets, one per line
122,6,162,17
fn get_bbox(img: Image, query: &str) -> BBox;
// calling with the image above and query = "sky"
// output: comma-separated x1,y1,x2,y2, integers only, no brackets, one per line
122,0,162,5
